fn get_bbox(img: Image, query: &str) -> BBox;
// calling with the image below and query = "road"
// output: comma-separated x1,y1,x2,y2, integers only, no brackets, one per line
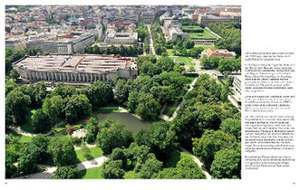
146,24,156,55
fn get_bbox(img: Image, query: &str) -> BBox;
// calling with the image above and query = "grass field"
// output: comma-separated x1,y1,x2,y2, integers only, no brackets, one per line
188,28,218,40
81,166,104,179
167,49,175,56
181,25,203,32
18,135,33,143
173,56,193,64
75,146,103,162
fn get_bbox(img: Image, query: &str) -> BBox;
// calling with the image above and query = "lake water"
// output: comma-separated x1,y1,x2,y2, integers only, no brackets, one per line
97,112,152,134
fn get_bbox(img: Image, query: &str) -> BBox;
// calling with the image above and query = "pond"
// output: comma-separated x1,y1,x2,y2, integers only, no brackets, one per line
96,112,153,134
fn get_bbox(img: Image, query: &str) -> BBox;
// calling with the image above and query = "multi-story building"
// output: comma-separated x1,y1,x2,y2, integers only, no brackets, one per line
162,19,185,41
104,31,138,45
26,32,96,54
14,55,138,83
202,48,236,59
231,75,241,106
199,14,239,26
140,10,156,24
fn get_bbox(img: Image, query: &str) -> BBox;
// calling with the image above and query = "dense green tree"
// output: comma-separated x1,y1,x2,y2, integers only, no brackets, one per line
6,159,17,178
134,130,151,147
31,135,49,163
135,94,161,121
127,91,139,113
192,130,236,169
5,48,26,75
9,69,20,80
5,78,17,95
172,108,203,149
18,144,39,175
148,122,177,159
6,88,31,124
210,145,241,179
201,56,220,69
155,156,206,179
50,84,77,98
42,95,65,123
102,160,125,179
139,61,161,76
197,104,222,130
85,117,100,144
65,94,92,123
157,56,175,72
124,143,151,170
114,79,130,104
220,118,241,139
137,23,148,42
48,137,77,166
209,22,241,55
110,147,127,163
54,166,80,179
86,81,113,109
183,40,195,49
21,82,47,108
97,122,133,154
137,154,162,179
31,109,51,133
175,157,206,179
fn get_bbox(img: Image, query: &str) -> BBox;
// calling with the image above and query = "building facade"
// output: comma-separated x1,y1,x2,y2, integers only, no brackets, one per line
14,55,138,83
26,33,96,54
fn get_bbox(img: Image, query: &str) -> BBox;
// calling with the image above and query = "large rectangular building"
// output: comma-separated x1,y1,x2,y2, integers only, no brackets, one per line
26,32,96,55
14,55,138,83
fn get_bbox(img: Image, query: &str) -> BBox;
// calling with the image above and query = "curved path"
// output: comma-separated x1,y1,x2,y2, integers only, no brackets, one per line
180,147,212,179
16,156,108,179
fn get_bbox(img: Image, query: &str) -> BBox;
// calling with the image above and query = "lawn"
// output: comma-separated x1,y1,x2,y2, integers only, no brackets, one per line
172,56,195,72
173,56,193,64
188,28,218,40
194,44,215,49
81,166,104,179
181,25,203,32
167,49,175,56
19,135,33,143
8,130,33,143
75,146,103,162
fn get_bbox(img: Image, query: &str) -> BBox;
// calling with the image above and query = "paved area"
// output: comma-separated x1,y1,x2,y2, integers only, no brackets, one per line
146,25,156,55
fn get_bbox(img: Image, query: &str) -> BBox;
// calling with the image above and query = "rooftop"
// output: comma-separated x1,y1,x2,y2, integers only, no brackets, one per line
15,55,136,74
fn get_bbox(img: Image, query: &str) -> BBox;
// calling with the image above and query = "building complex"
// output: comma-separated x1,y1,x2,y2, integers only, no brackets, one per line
14,55,138,83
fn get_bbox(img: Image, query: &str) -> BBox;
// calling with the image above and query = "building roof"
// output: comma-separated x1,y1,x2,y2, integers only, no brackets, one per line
15,55,136,74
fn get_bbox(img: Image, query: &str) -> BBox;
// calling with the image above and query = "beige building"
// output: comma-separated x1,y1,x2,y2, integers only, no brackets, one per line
14,55,138,83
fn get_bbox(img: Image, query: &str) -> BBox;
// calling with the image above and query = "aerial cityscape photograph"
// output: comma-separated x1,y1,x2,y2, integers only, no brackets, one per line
5,4,241,179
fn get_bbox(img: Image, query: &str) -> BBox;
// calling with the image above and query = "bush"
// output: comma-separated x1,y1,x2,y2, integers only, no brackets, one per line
192,130,236,169
210,146,241,179
54,166,80,179
96,122,133,154
71,137,82,146
48,137,77,166
102,160,125,179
